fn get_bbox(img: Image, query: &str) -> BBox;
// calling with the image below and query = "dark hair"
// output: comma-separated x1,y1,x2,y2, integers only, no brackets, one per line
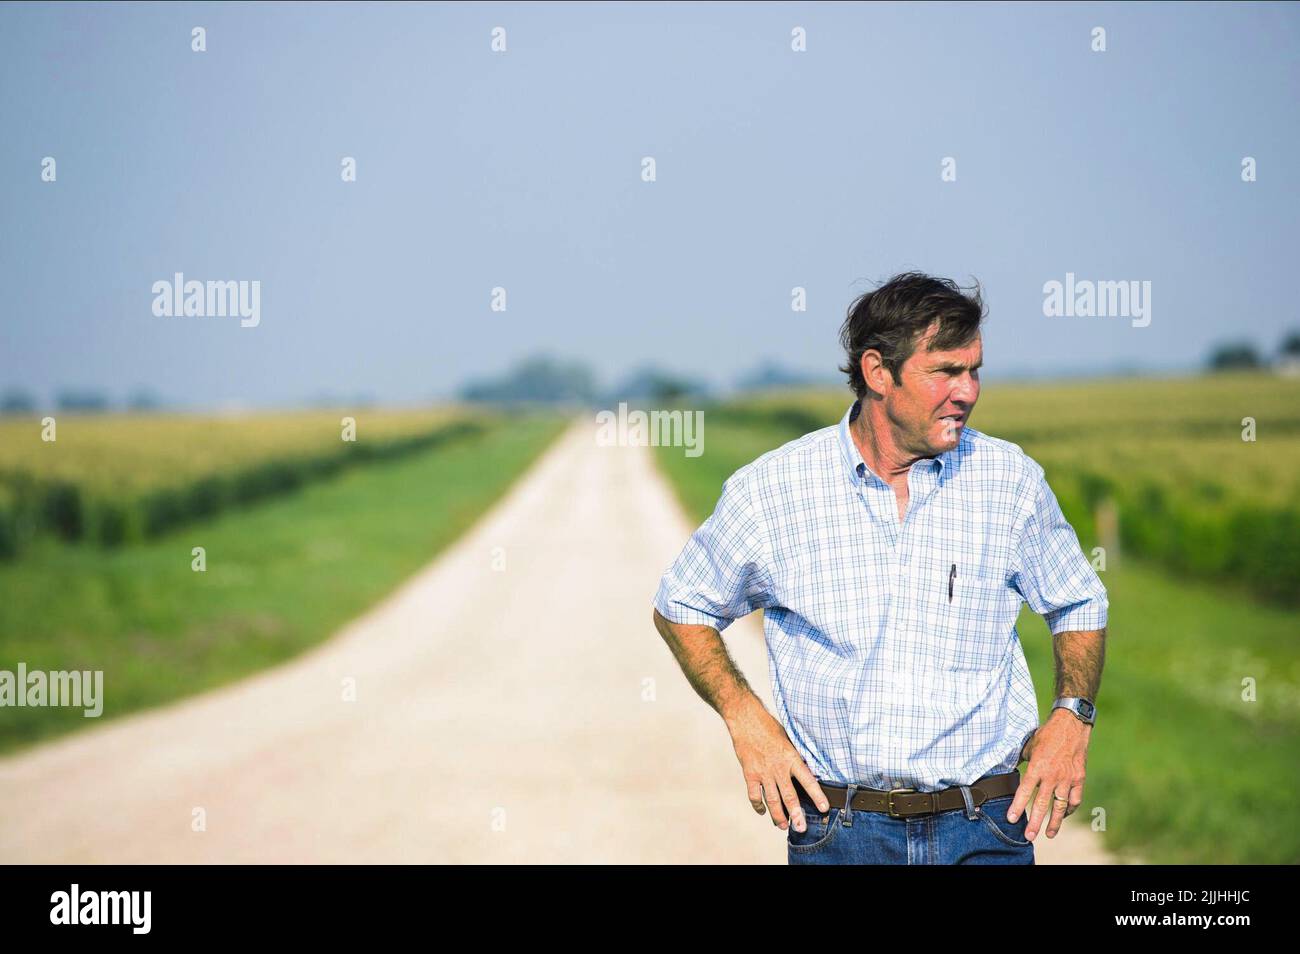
838,271,986,399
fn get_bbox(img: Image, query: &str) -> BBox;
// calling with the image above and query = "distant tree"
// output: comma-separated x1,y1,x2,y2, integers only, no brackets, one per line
55,390,111,412
0,389,37,414
460,355,597,404
127,389,163,411
735,360,828,392
1207,343,1261,371
606,367,709,405
1280,331,1300,358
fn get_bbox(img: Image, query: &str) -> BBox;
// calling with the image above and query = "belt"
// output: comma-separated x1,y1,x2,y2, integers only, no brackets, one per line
799,770,1021,818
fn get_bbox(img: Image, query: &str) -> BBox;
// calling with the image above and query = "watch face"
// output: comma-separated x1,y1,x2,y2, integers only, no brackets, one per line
1078,699,1095,720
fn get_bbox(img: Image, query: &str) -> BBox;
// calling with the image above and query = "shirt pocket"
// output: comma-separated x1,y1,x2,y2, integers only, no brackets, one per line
919,557,1014,672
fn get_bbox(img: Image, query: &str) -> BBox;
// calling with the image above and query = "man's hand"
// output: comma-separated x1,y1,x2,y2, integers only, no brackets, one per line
649,609,829,833
724,694,829,833
1007,708,1091,840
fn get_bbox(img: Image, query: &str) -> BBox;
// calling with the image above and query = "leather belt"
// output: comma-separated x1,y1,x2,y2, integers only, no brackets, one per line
799,770,1021,818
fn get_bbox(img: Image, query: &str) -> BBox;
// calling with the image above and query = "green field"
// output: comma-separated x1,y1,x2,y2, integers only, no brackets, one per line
0,407,489,556
0,412,567,756
654,373,1300,864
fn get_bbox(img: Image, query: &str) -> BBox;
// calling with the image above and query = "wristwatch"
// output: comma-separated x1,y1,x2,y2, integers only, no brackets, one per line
1052,696,1096,725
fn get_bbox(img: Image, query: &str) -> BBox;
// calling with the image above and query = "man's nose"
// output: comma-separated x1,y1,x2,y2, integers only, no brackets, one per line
951,373,979,404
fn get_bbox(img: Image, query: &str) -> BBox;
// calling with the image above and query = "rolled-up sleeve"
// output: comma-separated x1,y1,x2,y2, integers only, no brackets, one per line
653,472,772,633
1010,468,1109,635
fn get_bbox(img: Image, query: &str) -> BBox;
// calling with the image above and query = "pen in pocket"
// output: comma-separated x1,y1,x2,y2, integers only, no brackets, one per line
948,563,956,602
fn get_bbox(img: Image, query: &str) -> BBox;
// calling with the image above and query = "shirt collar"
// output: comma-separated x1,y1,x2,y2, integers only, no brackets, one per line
837,397,956,484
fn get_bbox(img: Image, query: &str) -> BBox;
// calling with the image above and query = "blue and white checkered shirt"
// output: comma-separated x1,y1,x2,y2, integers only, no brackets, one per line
653,398,1108,792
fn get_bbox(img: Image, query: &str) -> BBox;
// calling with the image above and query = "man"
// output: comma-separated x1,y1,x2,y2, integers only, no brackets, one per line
652,272,1107,865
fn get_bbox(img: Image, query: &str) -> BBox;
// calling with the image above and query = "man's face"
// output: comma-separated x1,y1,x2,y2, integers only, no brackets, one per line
877,323,981,456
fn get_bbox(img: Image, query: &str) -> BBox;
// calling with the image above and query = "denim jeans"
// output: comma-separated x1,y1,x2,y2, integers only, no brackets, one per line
787,778,1035,865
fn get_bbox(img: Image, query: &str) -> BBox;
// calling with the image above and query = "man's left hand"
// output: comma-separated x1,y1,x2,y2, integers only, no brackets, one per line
1006,708,1091,841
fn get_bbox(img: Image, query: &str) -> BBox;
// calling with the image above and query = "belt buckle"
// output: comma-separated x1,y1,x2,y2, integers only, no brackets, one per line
886,787,916,818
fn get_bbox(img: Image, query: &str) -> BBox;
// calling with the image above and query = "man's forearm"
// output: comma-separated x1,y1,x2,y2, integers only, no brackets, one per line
1052,627,1106,699
652,609,760,724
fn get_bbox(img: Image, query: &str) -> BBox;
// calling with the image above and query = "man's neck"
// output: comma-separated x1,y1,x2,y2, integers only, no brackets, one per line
851,401,931,483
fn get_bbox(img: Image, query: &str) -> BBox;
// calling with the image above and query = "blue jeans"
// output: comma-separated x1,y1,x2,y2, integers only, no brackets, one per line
787,779,1035,865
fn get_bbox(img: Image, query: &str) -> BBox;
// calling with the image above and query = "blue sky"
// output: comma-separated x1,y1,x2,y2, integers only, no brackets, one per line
2,1,1297,408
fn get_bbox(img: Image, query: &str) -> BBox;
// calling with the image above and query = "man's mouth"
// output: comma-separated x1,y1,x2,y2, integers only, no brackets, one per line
939,414,965,425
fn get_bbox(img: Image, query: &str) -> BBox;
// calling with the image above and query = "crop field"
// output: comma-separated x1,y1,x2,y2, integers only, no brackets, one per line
0,407,490,556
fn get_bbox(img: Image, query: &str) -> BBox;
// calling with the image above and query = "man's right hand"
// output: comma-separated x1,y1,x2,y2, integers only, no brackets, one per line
724,694,829,833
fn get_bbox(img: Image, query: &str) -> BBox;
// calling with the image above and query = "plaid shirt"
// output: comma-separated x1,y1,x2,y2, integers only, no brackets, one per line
653,398,1108,792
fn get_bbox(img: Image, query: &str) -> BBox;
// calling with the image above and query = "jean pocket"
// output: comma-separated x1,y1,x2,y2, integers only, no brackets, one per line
976,795,1031,848
786,806,841,853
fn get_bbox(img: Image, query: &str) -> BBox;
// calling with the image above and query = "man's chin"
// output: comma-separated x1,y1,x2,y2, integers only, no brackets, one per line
934,423,963,448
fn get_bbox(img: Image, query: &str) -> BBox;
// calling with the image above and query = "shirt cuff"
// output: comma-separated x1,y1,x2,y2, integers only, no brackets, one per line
1045,598,1108,636
652,591,735,633
1017,727,1037,763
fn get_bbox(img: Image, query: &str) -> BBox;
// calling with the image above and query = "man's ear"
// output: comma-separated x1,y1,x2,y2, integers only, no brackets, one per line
859,349,889,396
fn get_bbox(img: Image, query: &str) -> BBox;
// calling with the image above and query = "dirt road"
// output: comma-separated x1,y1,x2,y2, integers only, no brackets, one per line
0,417,1123,863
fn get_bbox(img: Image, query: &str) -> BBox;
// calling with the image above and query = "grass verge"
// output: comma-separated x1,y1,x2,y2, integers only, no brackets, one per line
0,413,567,756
